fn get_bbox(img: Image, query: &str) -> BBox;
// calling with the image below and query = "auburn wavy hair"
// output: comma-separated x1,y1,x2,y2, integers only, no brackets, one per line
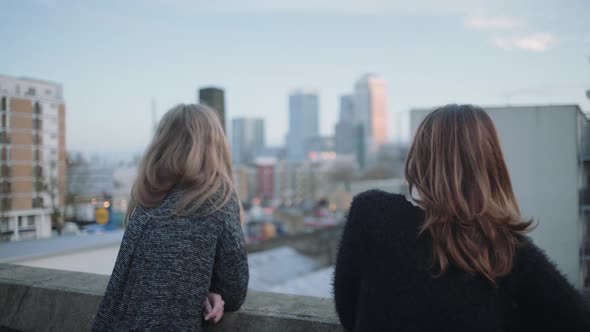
126,104,234,223
405,104,532,285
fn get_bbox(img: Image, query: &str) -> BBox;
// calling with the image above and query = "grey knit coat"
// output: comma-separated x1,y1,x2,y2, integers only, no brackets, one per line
92,189,249,331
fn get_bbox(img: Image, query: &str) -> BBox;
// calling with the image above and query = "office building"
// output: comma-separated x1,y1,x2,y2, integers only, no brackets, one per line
231,117,265,166
354,74,387,156
411,104,588,288
287,89,319,162
335,94,366,169
339,95,355,123
0,75,66,240
198,87,225,132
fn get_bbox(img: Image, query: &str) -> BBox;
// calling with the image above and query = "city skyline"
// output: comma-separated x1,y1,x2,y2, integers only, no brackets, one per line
2,0,589,157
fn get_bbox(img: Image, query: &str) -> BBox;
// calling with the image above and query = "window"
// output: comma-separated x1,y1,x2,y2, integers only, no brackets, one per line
32,197,44,208
33,118,42,130
45,89,52,96
1,97,6,111
0,198,10,211
34,165,43,178
34,180,44,192
1,182,11,194
1,147,6,161
27,215,35,227
34,102,42,115
25,87,36,96
17,216,22,228
0,219,9,232
1,165,10,177
33,134,42,145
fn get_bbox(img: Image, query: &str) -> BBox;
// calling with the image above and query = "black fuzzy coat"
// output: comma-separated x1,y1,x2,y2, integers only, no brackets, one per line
333,190,590,332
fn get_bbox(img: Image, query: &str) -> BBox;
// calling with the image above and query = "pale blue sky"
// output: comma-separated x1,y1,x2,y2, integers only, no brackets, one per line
2,0,589,158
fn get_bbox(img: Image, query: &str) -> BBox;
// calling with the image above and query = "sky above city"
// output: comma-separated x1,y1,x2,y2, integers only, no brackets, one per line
2,0,589,159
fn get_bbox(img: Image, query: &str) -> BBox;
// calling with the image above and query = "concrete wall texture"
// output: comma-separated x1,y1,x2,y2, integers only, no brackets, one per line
411,105,584,287
0,264,343,332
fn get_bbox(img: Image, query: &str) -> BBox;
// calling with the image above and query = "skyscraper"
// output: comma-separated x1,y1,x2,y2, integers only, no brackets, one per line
354,74,387,156
335,94,366,169
0,75,66,240
339,95,355,123
231,117,265,166
198,87,225,132
287,89,319,162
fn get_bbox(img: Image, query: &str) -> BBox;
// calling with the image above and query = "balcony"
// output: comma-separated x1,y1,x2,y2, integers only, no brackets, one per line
0,264,342,332
580,188,590,210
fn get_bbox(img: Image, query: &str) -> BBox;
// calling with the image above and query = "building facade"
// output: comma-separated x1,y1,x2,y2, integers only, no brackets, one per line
339,94,355,123
256,158,276,201
411,104,587,289
335,94,366,169
287,89,319,162
233,165,257,203
0,75,66,240
354,74,387,158
231,117,265,166
198,87,225,132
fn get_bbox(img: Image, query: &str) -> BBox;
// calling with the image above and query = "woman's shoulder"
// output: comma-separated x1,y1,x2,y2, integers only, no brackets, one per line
352,189,420,214
350,190,423,228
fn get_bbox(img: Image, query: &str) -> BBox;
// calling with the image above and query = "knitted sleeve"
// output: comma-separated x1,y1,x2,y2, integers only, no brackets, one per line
209,199,249,312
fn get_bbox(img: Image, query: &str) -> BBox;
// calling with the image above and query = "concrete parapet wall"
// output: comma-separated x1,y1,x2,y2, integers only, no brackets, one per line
0,264,343,332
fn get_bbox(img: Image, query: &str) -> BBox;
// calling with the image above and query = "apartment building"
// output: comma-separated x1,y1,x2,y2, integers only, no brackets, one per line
0,75,66,240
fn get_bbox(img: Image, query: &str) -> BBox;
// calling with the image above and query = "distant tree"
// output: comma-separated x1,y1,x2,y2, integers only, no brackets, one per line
63,159,89,223
42,162,63,234
0,175,10,241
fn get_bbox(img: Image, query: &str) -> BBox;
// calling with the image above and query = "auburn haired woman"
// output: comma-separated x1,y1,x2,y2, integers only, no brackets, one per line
334,104,590,331
93,104,248,331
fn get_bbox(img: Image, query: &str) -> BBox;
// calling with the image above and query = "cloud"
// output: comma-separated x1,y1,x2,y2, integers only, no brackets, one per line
493,33,555,52
463,15,523,30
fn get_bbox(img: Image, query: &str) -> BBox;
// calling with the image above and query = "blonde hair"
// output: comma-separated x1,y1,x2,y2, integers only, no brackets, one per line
126,104,234,223
405,104,532,285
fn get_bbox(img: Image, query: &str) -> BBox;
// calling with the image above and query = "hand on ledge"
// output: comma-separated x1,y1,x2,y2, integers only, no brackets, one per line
203,292,225,324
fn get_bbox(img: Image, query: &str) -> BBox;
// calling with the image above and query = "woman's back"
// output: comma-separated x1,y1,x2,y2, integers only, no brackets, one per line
334,105,590,331
93,190,248,332
94,104,248,331
334,191,590,332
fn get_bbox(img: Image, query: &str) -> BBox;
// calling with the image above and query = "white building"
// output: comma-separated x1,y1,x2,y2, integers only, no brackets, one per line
0,75,66,241
354,74,388,158
411,105,588,288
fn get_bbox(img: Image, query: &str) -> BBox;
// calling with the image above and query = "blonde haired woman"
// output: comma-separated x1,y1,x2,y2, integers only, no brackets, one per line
93,104,248,331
